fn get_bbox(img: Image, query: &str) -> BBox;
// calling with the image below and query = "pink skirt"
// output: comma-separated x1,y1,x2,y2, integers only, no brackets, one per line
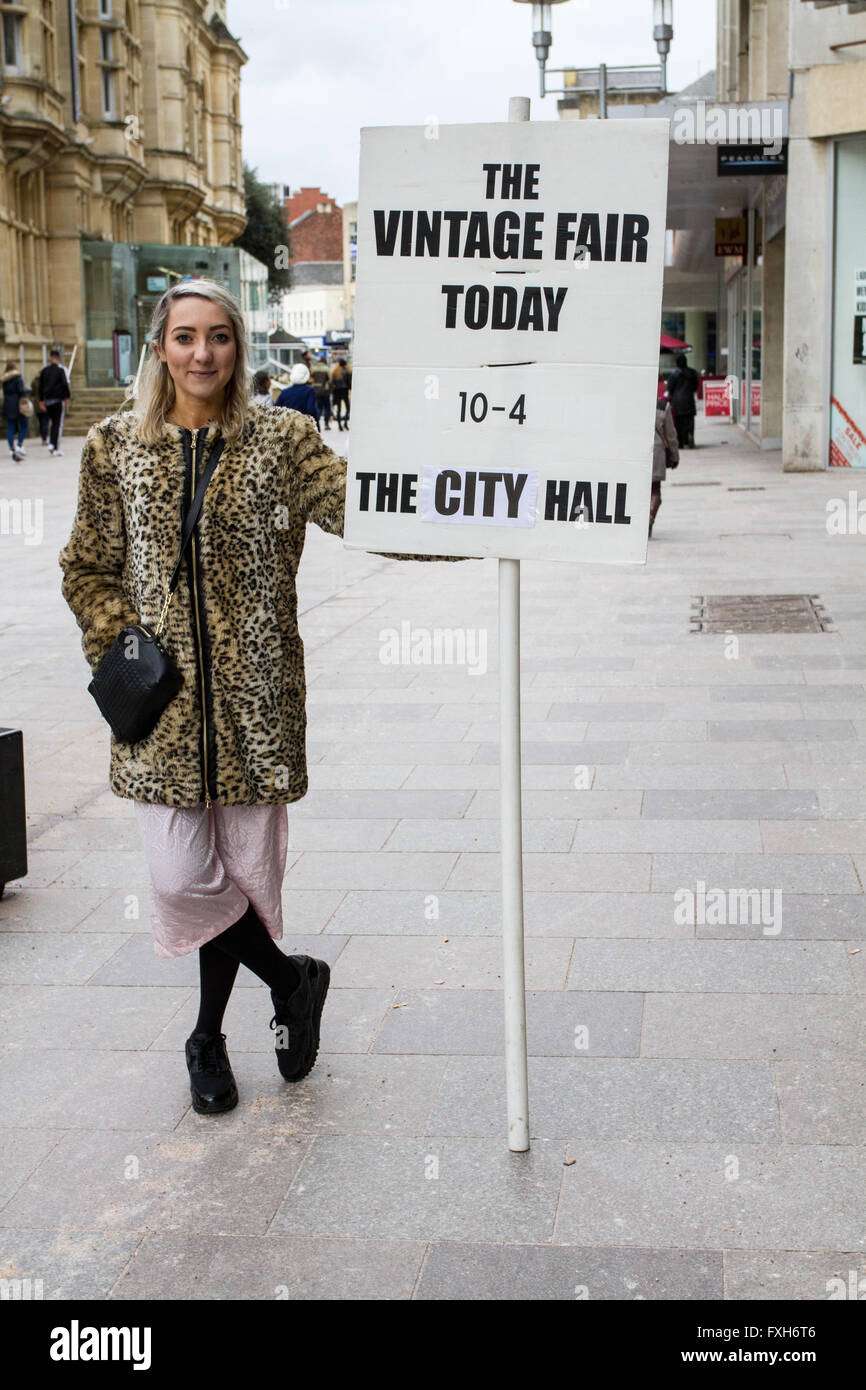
133,801,289,958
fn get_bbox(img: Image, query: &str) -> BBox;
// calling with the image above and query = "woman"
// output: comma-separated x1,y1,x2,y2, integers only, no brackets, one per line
650,396,679,537
666,352,699,449
59,280,460,1118
275,362,318,421
2,362,31,462
250,368,275,407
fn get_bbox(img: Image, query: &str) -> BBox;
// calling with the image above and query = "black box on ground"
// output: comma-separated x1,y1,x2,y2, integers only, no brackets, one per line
0,727,27,895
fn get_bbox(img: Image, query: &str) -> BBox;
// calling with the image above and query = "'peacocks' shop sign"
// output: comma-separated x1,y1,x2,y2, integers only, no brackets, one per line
344,119,670,563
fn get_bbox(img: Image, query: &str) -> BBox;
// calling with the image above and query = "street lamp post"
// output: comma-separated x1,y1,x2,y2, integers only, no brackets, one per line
653,0,674,94
513,1,674,107
511,0,572,98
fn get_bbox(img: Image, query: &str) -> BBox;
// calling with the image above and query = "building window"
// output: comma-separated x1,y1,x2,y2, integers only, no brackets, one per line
100,28,115,116
99,0,111,13
2,11,23,71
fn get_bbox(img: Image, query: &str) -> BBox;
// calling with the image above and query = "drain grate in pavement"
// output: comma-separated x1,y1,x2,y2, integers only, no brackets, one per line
691,594,834,634
670,481,721,487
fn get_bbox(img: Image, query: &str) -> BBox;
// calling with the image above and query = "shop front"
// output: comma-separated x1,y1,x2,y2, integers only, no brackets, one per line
829,135,866,467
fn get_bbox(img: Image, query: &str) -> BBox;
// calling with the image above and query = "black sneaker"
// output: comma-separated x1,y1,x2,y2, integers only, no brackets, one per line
269,956,330,1082
185,1031,239,1114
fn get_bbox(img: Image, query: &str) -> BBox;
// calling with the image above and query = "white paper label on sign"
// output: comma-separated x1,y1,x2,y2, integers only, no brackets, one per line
419,465,539,528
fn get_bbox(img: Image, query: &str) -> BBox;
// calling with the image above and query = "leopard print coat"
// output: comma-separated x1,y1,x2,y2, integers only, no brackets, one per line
59,403,400,807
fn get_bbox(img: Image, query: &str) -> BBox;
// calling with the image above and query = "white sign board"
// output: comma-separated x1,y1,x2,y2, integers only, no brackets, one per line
343,119,670,563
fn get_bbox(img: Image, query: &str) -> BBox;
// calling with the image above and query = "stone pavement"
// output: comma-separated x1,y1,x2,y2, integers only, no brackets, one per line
0,414,864,1302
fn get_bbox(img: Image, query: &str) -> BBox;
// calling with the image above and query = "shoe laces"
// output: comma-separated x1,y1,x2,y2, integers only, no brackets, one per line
189,1032,229,1075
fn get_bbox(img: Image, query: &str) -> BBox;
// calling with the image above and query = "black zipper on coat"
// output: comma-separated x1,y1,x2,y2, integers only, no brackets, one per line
180,426,220,808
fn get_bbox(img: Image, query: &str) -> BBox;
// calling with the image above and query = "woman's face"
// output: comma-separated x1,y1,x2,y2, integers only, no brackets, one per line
157,297,236,407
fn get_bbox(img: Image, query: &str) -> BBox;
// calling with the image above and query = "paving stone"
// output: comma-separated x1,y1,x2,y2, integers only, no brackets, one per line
643,790,820,820
554,1142,866,1250
0,1129,65,1207
817,789,866,819
0,985,191,1051
0,886,111,932
317,741,478,764
723,1250,866,1300
0,1049,194,1130
284,851,457,890
709,720,856,742
694,893,866,940
30,817,143,852
327,889,690,939
711,685,862,702
270,1136,565,1241
0,932,132,985
384,818,575,853
0,1128,311,1236
110,1232,425,1300
760,821,866,854
427,1056,779,1142
651,853,860,894
448,852,651,893
575,819,762,852
775,1062,866,1145
416,1242,722,1300
289,790,473,819
595,764,790,790
286,817,397,851
0,1229,143,1300
472,741,629,765
374,989,643,1057
465,790,643,819
306,763,415,788
643,993,866,1060
566,940,855,994
333,933,573,990
547,701,669,721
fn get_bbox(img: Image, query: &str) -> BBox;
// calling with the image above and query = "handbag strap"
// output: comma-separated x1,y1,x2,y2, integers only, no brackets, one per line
154,433,226,637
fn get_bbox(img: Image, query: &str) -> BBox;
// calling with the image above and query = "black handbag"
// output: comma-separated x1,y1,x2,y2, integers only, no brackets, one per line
87,433,226,744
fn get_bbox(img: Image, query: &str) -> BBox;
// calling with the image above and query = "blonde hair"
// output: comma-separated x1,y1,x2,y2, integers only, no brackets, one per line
130,279,250,446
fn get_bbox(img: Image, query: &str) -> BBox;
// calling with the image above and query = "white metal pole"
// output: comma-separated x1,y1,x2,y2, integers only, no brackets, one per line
501,94,531,1154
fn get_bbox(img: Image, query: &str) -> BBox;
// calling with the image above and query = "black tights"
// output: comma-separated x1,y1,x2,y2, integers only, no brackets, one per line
194,904,300,1035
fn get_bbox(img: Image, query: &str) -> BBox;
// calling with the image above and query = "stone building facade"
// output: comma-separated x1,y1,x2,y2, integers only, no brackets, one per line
0,0,247,382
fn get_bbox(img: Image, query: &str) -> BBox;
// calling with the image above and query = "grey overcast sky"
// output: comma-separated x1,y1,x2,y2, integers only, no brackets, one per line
225,0,717,206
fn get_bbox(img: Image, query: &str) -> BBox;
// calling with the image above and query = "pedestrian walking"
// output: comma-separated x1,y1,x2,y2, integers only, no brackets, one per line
310,354,331,431
250,368,275,407
58,279,459,1117
275,362,318,421
30,370,50,444
330,356,351,431
650,396,679,537
2,363,31,461
666,352,699,449
38,348,71,455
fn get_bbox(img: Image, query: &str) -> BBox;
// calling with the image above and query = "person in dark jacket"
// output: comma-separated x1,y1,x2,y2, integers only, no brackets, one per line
330,357,351,431
666,352,699,449
30,370,50,444
38,349,71,455
310,354,332,431
275,362,318,421
2,363,31,462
